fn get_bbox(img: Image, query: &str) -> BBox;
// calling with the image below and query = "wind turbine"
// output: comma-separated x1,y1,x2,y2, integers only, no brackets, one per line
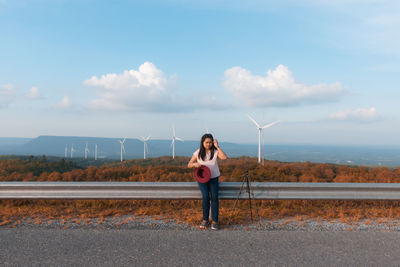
84,142,89,159
70,145,75,158
65,145,68,158
171,126,184,159
247,114,280,164
119,138,126,162
141,135,151,159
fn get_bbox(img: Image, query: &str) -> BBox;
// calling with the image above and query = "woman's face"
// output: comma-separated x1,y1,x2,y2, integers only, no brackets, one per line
203,138,213,150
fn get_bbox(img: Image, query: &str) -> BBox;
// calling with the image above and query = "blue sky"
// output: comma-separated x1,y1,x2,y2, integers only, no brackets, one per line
1,0,399,145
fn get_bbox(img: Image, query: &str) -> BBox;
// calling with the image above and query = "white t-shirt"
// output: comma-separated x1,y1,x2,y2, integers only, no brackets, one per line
193,148,220,179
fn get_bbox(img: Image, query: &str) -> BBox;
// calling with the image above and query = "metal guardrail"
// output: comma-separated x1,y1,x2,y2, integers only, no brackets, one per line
2,182,400,200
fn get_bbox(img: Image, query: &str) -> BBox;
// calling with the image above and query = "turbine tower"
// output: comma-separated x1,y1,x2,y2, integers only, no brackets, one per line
247,114,280,164
95,144,98,161
141,135,151,159
84,142,89,159
64,145,68,158
119,138,126,162
70,145,75,158
171,126,184,159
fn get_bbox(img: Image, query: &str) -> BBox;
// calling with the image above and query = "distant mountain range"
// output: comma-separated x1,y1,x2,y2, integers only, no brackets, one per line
1,136,400,167
0,136,255,159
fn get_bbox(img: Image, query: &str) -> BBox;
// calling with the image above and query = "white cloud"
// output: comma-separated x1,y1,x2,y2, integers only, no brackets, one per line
313,1,400,56
300,0,383,8
367,14,400,26
25,86,41,99
329,107,379,122
0,83,16,95
85,62,234,112
223,64,345,107
84,62,185,112
54,96,72,109
0,83,17,108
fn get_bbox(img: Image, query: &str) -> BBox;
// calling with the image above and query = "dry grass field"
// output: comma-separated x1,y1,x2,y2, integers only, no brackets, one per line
2,156,400,227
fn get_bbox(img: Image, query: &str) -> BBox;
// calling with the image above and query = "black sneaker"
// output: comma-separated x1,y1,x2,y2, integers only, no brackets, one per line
211,222,219,230
199,220,209,229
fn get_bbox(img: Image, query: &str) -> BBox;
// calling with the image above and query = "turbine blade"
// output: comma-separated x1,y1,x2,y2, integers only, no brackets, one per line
247,114,260,128
262,120,281,129
175,137,184,142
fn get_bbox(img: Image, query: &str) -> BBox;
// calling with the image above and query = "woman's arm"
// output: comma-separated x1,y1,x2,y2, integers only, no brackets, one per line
188,154,201,168
214,139,227,160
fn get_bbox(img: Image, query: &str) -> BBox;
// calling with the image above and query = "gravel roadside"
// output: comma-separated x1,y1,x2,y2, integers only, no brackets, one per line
2,215,400,231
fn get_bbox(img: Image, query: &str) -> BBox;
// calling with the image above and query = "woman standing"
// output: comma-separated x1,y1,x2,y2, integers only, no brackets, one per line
188,133,227,230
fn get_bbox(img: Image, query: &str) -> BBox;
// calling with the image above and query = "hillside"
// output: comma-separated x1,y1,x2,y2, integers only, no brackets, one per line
1,155,400,183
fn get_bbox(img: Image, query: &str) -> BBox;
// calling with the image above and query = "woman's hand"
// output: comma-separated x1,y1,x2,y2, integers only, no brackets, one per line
192,162,201,168
214,139,227,160
188,154,201,168
213,139,219,148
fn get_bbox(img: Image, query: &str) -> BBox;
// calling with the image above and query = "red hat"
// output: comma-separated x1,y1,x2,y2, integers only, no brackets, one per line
194,165,211,183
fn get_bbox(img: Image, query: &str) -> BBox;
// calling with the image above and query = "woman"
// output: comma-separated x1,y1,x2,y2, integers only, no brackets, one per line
188,133,227,230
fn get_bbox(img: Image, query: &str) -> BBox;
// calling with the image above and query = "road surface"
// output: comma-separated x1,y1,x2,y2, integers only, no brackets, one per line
1,228,400,266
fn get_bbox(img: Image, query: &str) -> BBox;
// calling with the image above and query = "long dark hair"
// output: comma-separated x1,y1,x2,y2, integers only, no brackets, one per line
198,133,217,161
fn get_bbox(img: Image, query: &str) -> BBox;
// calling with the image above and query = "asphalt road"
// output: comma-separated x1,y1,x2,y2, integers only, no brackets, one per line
1,229,400,266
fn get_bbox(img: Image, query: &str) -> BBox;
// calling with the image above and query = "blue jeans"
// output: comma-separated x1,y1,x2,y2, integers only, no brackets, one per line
197,177,219,222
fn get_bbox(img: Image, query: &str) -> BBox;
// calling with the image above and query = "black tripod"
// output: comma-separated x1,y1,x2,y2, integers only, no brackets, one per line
228,171,261,225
